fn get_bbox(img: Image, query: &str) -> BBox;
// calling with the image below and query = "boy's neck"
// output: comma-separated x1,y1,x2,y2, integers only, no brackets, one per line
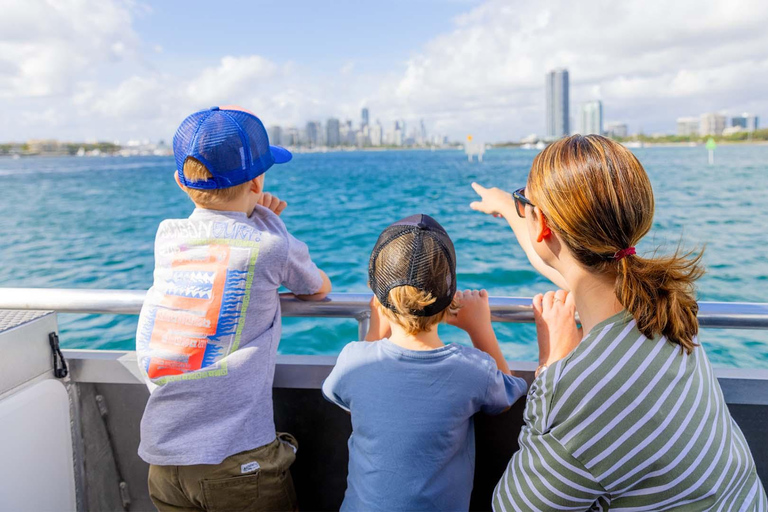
387,324,445,351
193,194,258,216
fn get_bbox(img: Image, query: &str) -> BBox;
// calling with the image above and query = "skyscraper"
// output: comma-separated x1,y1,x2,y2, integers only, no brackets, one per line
731,113,759,132
305,121,321,147
370,121,383,146
677,117,699,136
326,118,340,147
577,100,603,135
605,122,628,139
361,108,369,128
267,126,282,146
546,69,569,139
699,113,727,136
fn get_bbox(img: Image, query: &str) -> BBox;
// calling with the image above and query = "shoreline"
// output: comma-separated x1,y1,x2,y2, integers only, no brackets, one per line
2,140,768,158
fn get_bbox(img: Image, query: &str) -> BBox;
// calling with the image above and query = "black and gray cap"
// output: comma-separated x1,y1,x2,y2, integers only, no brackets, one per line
368,214,457,317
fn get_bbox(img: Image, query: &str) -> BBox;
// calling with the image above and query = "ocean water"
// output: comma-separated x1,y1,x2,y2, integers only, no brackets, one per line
1,146,767,368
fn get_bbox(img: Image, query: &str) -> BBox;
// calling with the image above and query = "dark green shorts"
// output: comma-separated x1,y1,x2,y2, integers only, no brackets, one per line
148,433,298,512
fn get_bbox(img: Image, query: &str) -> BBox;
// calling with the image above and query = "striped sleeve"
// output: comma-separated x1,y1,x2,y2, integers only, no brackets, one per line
493,427,606,511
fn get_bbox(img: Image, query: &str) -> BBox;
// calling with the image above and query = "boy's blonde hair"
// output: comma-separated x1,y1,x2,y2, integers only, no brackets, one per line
379,286,459,336
180,157,253,206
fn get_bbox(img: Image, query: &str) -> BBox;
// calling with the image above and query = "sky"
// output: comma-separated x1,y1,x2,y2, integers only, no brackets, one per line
1,0,767,143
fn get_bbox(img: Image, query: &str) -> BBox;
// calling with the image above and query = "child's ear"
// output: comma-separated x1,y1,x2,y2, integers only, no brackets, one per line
250,174,264,194
174,171,184,191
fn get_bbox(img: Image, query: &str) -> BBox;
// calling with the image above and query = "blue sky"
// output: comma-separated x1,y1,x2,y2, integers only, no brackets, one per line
133,1,482,75
1,0,767,143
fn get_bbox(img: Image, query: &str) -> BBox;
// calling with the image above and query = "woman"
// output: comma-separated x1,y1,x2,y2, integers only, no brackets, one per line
471,135,767,511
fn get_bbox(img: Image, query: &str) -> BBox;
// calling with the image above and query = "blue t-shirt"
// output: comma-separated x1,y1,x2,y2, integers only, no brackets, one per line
322,338,528,511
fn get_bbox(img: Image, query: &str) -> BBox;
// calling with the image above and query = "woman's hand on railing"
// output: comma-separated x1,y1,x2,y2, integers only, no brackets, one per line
533,290,583,368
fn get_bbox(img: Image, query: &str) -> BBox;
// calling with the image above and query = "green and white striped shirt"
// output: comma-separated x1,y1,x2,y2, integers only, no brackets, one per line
494,311,767,511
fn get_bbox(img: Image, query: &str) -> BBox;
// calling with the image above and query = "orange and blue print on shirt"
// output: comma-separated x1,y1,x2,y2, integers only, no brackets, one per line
138,243,252,383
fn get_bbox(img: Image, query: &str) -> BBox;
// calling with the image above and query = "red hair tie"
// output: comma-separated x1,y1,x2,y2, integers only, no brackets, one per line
613,247,636,260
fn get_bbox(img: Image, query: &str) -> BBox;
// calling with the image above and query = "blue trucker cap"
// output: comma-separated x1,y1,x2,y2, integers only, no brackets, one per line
173,106,292,190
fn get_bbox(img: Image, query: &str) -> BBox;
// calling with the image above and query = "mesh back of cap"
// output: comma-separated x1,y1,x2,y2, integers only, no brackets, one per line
369,225,456,317
174,109,275,189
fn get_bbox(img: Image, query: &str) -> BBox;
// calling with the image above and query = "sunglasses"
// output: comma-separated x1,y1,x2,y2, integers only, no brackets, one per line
512,187,536,218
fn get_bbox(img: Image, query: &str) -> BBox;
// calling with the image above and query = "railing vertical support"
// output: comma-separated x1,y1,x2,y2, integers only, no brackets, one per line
357,311,371,341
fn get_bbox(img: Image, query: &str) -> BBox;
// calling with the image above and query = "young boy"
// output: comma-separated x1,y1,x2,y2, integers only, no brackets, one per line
322,214,527,511
136,106,331,511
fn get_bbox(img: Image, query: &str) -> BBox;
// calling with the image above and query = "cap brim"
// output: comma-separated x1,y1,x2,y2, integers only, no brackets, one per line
270,145,292,164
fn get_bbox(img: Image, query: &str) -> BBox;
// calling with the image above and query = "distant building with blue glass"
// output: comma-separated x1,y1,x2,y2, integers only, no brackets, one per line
326,118,341,147
732,113,759,132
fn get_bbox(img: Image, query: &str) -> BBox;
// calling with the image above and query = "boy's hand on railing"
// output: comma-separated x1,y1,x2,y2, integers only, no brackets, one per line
448,289,511,375
258,192,287,216
365,296,392,341
447,289,492,335
533,290,583,367
469,183,515,219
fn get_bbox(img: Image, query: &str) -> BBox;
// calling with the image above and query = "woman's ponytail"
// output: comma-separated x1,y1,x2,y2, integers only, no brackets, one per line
528,135,707,352
615,250,704,353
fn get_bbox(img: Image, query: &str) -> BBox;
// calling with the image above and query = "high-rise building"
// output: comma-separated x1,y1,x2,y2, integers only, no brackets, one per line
305,121,322,147
604,122,628,139
546,69,569,139
282,127,299,146
578,100,603,135
340,120,355,145
267,126,282,146
731,113,759,132
699,113,727,136
676,117,700,137
370,121,383,146
394,121,403,147
326,118,340,147
361,108,369,128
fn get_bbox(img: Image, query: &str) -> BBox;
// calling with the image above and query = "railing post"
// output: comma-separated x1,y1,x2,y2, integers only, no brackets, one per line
357,311,371,341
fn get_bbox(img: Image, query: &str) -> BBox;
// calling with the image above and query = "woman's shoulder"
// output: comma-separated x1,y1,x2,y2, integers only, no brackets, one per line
526,313,644,433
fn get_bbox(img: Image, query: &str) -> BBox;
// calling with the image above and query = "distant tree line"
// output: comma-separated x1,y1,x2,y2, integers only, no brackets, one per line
0,142,121,156
613,128,768,144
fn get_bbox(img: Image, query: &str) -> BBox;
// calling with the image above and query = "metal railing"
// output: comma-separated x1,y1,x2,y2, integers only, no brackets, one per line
1,288,768,340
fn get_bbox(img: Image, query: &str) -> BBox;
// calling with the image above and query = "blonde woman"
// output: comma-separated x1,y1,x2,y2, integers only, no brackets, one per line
471,135,767,511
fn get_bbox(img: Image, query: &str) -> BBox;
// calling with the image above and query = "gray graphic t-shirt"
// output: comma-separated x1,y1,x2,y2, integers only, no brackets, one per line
136,206,322,465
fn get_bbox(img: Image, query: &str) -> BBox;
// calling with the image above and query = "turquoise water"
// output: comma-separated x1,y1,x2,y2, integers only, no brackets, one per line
1,147,767,368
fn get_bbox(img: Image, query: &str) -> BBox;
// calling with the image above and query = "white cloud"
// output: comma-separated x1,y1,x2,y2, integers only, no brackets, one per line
0,0,138,98
381,0,768,139
1,0,768,142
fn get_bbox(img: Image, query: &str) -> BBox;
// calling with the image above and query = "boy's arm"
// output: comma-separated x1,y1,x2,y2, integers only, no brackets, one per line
281,230,333,301
446,289,512,376
295,269,331,301
448,290,528,415
321,347,351,412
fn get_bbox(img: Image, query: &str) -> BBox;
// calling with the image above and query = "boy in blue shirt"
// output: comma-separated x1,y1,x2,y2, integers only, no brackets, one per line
136,106,331,511
322,214,527,511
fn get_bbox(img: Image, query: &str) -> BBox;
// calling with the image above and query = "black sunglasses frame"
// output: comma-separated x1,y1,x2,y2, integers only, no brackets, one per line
512,187,535,218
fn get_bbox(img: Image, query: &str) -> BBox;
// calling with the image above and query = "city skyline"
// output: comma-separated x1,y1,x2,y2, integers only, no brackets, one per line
2,1,768,143
265,108,448,149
